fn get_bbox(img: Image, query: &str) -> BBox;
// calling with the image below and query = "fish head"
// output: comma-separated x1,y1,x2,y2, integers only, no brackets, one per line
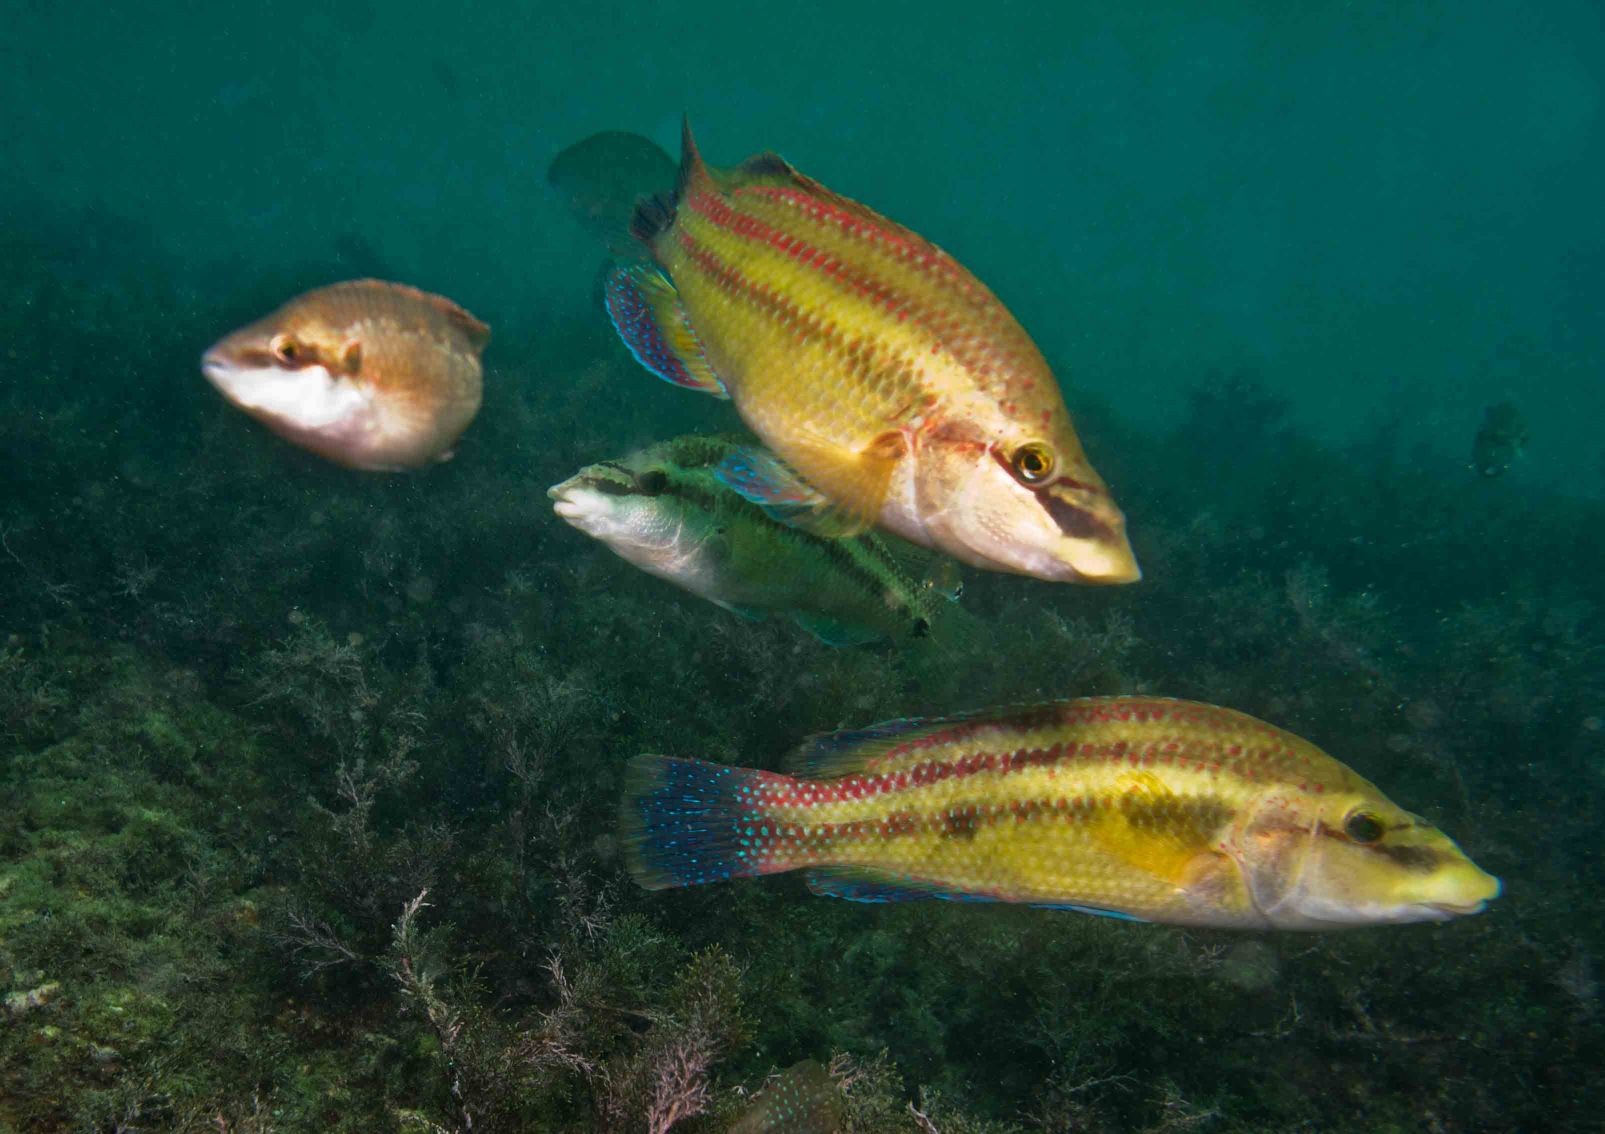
547,453,695,564
201,299,374,458
1231,784,1500,929
914,420,1139,584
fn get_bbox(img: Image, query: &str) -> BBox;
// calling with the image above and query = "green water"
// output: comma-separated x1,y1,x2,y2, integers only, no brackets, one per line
2,2,1602,1130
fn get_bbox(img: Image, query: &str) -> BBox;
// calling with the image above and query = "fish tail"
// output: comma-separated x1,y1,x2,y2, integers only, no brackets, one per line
621,754,797,890
628,115,713,246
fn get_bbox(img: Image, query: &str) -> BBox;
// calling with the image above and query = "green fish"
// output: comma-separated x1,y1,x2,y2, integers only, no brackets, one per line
548,434,960,646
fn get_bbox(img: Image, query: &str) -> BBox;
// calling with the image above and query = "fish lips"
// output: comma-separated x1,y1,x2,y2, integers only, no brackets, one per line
200,347,235,390
548,477,628,536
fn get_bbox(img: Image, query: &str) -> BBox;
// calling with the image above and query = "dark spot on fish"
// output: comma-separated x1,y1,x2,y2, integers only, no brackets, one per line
1373,842,1443,872
942,805,981,840
1118,795,1234,842
911,617,931,639
630,193,678,244
1038,488,1106,540
635,469,669,496
736,152,797,180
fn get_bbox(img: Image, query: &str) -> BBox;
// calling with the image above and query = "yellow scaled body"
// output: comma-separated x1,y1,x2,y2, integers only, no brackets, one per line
614,121,1139,584
624,697,1500,930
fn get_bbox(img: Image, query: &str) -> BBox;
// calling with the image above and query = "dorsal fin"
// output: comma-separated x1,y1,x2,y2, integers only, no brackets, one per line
789,710,999,777
627,115,715,247
678,114,715,199
718,149,946,262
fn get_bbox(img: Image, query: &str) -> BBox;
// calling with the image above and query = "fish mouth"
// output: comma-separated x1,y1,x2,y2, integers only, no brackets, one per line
200,350,233,386
548,480,612,526
547,482,584,519
1398,898,1490,923
1424,898,1490,918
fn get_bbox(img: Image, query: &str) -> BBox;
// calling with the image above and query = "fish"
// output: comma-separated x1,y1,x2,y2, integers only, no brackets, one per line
730,1060,843,1134
547,131,678,258
604,119,1139,585
1472,400,1528,478
548,434,960,646
622,696,1500,930
201,279,488,472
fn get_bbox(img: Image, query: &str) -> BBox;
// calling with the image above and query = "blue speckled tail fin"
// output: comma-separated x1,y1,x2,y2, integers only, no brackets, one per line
622,754,773,890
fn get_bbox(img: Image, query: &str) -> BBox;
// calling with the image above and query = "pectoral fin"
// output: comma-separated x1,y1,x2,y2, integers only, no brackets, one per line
775,430,904,539
1090,772,1229,893
716,434,899,539
604,265,727,397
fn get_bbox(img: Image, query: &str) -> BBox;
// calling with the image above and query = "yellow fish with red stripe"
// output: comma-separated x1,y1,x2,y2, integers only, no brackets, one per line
605,120,1138,584
202,279,488,471
623,697,1499,929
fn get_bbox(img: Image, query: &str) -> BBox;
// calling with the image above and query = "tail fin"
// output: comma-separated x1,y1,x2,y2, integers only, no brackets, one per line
621,754,792,890
629,115,713,247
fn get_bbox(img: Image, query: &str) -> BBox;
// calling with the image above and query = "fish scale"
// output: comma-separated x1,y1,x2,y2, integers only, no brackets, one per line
623,696,1501,929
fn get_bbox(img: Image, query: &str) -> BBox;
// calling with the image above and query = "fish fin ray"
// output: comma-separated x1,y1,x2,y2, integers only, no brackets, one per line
1031,902,1149,922
790,613,882,647
628,193,677,245
790,707,997,776
769,430,903,538
715,602,768,623
620,755,786,890
805,867,988,904
677,114,715,200
604,265,728,397
715,445,829,516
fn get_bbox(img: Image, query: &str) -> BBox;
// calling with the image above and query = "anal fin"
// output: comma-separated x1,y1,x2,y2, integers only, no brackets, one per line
604,265,727,398
790,613,881,648
805,866,996,905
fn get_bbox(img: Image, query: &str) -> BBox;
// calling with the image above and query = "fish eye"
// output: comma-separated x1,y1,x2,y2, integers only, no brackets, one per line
635,469,669,496
1343,810,1386,845
271,334,301,365
1009,443,1055,485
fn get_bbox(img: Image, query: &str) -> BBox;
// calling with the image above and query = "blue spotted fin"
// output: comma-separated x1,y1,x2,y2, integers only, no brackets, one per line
715,445,826,518
621,754,774,890
730,1059,844,1134
604,264,727,397
714,444,871,538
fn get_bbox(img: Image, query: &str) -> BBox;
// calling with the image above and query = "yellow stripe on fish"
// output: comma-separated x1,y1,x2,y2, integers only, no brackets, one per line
622,697,1500,930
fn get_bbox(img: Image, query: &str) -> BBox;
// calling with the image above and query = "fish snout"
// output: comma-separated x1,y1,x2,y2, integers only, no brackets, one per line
200,346,234,386
548,478,615,531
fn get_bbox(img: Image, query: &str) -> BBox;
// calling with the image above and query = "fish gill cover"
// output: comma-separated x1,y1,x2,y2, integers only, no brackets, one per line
2,2,1604,1132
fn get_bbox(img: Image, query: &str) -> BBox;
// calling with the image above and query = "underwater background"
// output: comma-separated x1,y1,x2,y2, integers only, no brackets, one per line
2,0,1603,1130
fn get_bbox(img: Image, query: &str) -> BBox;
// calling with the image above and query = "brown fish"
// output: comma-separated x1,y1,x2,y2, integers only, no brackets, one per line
201,279,488,471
